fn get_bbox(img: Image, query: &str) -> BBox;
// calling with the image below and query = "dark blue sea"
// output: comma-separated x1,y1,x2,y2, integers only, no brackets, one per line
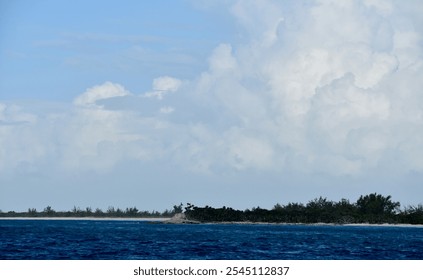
1,220,422,259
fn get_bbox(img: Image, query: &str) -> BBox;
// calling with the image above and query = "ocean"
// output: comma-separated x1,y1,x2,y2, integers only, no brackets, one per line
0,220,422,259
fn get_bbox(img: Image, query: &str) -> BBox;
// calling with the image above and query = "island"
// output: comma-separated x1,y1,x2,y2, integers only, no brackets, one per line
1,193,422,225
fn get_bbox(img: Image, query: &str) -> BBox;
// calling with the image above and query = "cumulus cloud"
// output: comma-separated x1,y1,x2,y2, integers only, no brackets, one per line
74,82,131,107
0,103,37,124
59,108,158,171
144,76,182,100
184,0,423,175
2,0,423,178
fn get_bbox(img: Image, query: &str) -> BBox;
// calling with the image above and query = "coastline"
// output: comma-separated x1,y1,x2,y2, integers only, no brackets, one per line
2,217,422,228
200,221,423,228
0,217,171,222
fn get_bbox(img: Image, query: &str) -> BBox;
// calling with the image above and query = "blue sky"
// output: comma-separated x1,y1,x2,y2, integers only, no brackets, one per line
1,0,423,212
0,0,234,101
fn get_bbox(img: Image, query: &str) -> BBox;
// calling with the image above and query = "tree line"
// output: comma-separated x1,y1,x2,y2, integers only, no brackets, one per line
0,204,184,218
184,193,423,225
1,194,422,224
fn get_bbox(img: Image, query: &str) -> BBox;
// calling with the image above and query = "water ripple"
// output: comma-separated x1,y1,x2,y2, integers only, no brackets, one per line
0,220,422,259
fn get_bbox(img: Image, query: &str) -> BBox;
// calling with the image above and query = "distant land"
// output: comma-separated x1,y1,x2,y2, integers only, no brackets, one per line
1,193,422,225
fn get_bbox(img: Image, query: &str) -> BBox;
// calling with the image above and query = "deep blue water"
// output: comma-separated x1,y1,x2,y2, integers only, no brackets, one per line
0,220,422,259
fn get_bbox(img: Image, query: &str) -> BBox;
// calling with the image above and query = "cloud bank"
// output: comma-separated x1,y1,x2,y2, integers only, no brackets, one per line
1,0,423,179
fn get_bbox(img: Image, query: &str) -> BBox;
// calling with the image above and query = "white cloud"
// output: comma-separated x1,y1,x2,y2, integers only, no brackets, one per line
2,0,423,178
225,130,274,170
208,44,237,74
144,76,182,100
0,104,45,172
182,0,423,175
231,0,284,46
152,76,182,92
0,103,37,124
1,86,160,173
73,82,131,107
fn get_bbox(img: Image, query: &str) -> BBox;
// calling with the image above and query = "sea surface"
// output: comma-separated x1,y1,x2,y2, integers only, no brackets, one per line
1,220,422,259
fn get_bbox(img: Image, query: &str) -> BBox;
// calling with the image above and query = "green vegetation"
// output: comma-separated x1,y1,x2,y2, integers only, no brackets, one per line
184,193,423,225
0,205,180,218
1,194,422,224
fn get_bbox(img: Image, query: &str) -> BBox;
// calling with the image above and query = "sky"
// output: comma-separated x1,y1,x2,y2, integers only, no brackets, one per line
1,0,423,212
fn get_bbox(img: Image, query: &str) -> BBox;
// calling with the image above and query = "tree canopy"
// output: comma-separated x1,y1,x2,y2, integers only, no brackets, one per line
184,193,421,225
0,193,421,224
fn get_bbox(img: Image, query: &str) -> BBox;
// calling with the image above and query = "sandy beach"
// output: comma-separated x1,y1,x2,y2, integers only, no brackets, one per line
1,217,422,228
341,223,423,228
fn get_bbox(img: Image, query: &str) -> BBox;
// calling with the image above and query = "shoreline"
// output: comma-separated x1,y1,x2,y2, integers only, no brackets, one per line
1,217,422,227
200,221,423,228
0,217,171,222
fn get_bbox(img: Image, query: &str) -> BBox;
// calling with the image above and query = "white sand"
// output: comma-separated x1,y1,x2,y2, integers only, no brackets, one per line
0,217,422,227
341,223,423,228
